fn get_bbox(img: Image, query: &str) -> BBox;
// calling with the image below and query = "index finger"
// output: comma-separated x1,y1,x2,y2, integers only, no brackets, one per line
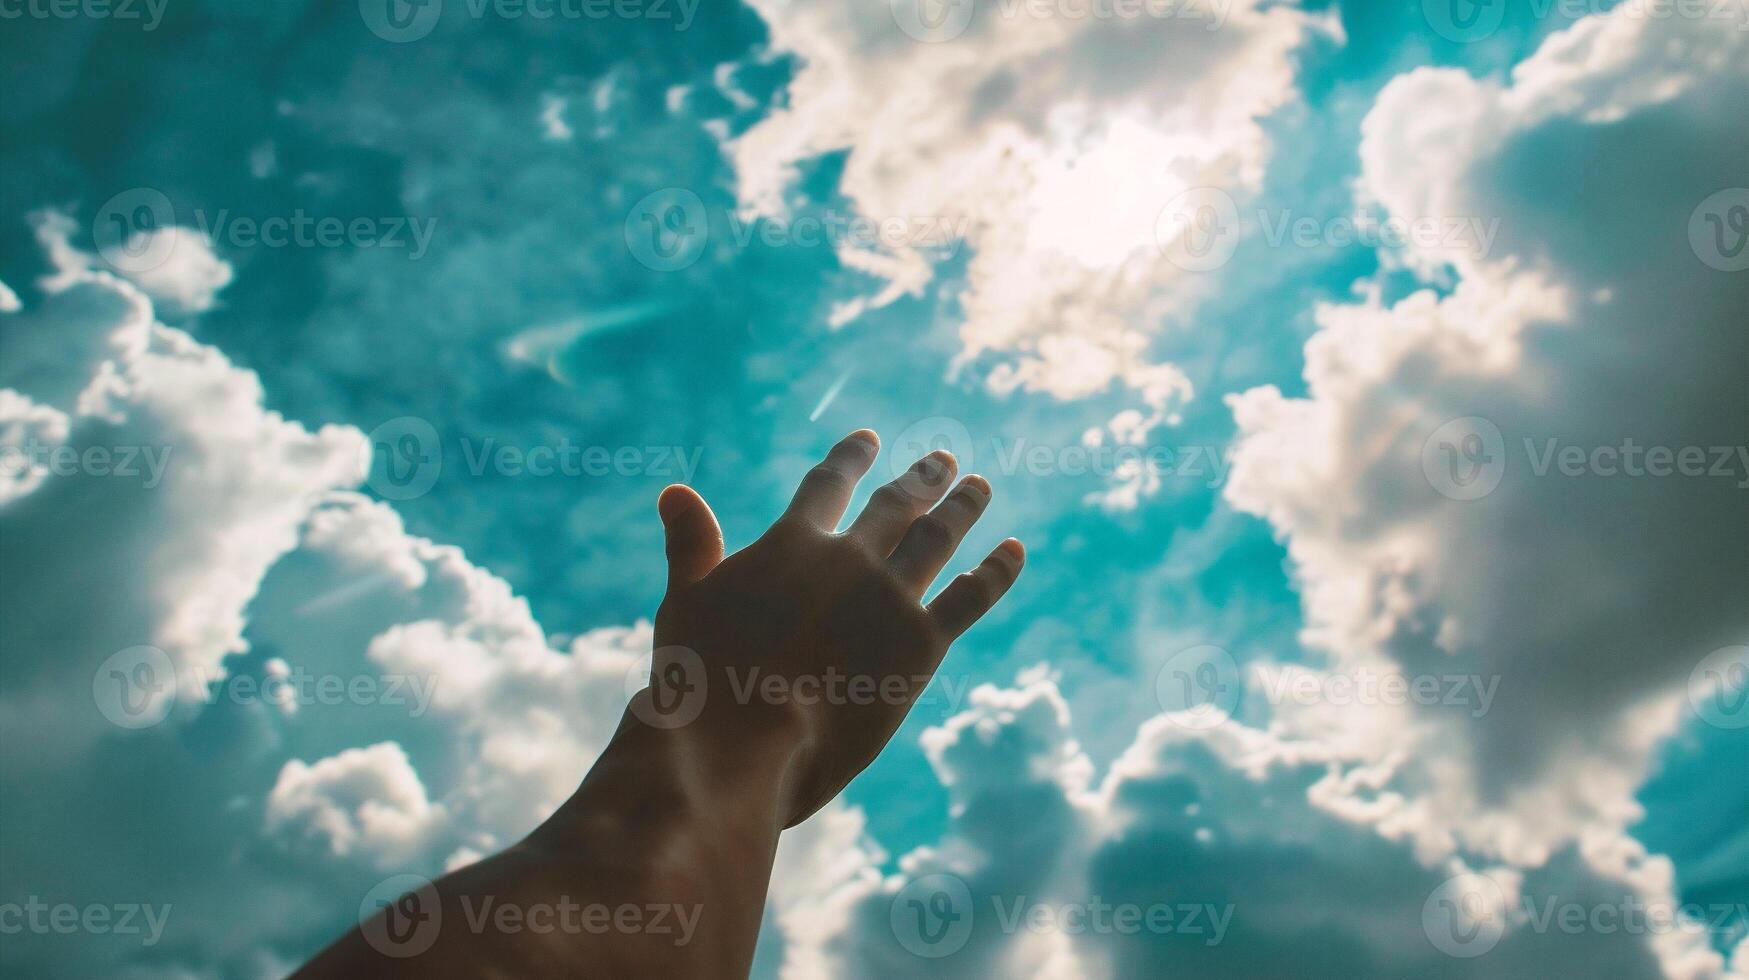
782,429,881,530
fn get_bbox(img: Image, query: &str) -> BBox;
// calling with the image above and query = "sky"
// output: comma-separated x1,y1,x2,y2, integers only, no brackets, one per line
0,0,1746,976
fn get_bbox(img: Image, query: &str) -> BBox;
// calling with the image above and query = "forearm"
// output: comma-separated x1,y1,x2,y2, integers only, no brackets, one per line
295,709,795,979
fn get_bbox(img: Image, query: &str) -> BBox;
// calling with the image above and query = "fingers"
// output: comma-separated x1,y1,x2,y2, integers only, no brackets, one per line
784,429,881,530
658,484,724,590
888,475,992,592
846,450,958,554
926,538,1025,639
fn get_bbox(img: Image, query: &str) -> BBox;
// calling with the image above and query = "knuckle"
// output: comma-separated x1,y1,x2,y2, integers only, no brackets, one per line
824,442,869,469
870,483,912,510
805,463,853,496
985,562,1016,591
850,532,895,570
960,570,996,606
908,514,954,552
770,512,820,538
949,486,989,516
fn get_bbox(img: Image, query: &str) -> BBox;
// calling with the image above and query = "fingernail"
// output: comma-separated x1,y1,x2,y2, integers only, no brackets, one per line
917,451,954,480
657,484,692,520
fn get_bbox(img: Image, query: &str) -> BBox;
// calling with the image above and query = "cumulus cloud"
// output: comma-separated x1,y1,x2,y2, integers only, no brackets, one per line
1223,7,1749,863
0,218,368,975
0,388,69,505
113,226,236,316
0,214,367,718
0,215,656,975
778,672,1734,979
733,0,1339,434
266,742,445,869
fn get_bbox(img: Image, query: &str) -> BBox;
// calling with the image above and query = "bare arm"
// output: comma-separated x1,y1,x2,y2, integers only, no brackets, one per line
294,430,1025,978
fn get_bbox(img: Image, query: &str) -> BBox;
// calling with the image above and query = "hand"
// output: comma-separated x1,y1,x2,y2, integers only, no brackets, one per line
640,429,1025,827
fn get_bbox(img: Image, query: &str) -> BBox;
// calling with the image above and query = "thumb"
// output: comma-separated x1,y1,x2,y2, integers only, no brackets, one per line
658,484,724,590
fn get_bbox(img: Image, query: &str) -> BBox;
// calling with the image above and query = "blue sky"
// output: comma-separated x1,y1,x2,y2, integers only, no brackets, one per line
1,0,1746,976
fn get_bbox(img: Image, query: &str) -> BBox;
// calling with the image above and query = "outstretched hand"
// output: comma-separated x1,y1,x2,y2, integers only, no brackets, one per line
646,428,1024,826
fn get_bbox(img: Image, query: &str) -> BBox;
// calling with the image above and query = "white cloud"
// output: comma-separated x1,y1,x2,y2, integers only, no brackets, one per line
0,215,656,975
1,215,375,975
733,0,1336,433
0,389,70,506
0,214,367,717
119,226,236,315
1223,6,1749,864
266,742,445,869
30,212,234,316
779,672,1730,979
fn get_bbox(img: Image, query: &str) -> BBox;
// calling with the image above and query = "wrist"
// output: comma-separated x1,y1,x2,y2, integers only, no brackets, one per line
538,707,800,856
509,710,790,978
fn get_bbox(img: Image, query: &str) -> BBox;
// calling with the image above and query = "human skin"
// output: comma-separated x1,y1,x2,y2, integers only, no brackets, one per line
294,429,1025,978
